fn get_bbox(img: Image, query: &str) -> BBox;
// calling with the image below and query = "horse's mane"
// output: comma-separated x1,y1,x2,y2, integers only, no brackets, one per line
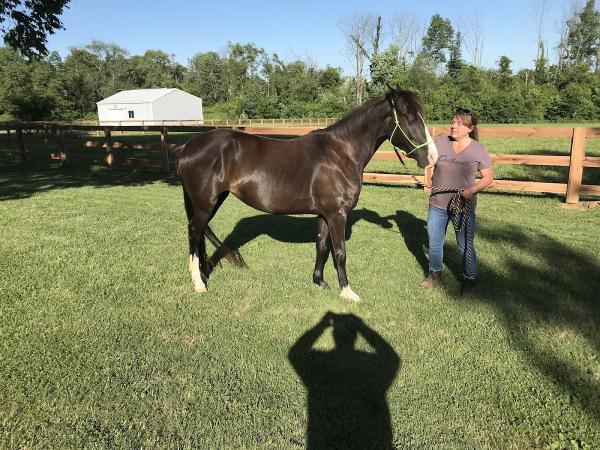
322,96,382,136
320,87,424,138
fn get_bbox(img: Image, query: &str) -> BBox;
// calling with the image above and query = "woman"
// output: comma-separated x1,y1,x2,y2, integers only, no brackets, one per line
419,108,494,296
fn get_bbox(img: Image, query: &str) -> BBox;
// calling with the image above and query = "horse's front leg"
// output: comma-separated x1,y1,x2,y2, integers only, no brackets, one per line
325,213,361,302
190,210,210,294
313,216,331,289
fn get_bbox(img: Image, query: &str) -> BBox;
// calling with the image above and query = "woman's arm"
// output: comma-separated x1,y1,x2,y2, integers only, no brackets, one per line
462,166,494,198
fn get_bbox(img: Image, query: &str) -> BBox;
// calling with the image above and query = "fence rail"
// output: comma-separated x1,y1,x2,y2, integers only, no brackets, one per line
94,117,340,127
1,122,599,203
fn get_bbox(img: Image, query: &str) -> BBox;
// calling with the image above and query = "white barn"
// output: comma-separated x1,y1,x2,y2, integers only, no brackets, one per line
97,88,203,125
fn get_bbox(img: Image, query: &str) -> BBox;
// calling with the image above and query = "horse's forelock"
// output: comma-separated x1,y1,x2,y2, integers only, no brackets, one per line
391,88,424,117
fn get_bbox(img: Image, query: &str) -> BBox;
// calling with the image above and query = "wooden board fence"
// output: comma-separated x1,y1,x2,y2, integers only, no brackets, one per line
1,122,599,203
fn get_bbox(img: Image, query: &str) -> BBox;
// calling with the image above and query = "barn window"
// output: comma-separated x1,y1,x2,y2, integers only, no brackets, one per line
128,110,135,118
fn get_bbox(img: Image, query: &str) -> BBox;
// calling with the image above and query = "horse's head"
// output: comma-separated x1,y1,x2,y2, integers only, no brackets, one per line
385,88,438,169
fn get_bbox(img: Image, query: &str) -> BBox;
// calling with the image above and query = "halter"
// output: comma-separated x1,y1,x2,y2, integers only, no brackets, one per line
388,98,433,156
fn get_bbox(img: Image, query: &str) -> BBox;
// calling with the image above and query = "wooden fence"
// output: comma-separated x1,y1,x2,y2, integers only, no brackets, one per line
96,117,340,127
1,122,599,204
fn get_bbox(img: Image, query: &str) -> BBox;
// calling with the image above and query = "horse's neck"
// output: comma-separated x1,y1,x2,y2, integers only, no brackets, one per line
353,100,390,168
339,100,390,168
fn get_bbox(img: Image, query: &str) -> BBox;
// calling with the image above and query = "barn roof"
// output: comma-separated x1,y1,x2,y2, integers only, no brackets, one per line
97,88,185,104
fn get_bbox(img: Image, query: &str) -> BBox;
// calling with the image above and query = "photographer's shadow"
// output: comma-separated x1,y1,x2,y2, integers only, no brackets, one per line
288,313,400,449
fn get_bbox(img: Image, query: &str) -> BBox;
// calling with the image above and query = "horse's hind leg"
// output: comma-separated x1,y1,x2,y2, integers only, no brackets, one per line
325,212,361,302
313,216,331,289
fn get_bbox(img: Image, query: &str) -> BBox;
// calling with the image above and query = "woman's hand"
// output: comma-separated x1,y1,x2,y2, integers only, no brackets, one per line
462,167,494,199
461,188,474,199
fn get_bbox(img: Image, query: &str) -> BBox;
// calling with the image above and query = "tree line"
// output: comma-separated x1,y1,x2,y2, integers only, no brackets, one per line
1,0,600,123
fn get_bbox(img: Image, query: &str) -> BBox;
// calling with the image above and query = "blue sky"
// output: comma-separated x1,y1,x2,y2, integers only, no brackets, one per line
45,0,570,74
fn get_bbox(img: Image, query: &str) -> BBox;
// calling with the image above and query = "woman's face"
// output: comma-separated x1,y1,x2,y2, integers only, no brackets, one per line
450,115,473,140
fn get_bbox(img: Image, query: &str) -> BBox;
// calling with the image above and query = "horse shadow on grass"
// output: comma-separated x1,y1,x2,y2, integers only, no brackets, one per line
390,209,600,421
288,312,400,450
387,210,429,275
208,208,394,269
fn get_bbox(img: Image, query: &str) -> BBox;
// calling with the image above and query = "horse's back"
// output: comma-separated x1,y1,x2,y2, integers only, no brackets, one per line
178,128,234,164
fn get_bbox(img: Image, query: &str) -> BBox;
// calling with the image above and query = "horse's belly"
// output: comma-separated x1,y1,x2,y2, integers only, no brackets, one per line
230,179,315,214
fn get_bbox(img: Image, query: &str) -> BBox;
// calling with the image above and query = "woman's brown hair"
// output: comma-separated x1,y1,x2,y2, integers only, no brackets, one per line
454,108,479,141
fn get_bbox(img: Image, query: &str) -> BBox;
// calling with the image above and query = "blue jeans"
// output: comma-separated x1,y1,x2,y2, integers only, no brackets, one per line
427,205,477,281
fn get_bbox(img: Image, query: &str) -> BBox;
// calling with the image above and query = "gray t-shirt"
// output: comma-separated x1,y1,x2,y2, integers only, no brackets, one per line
429,135,492,209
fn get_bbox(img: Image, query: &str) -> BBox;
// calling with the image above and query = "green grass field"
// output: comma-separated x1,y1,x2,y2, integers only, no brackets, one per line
1,160,599,448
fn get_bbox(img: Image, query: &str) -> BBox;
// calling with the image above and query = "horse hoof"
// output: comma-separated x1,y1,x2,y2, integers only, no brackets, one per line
314,280,330,290
340,286,361,302
193,277,207,293
194,284,207,294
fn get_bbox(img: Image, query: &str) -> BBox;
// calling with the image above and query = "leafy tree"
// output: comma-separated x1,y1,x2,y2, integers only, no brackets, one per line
316,89,349,117
317,66,342,92
128,50,184,89
59,42,132,118
420,14,454,67
496,55,513,89
565,0,600,69
446,31,465,75
368,44,401,96
0,46,58,120
0,0,69,58
533,41,550,84
224,42,267,98
184,51,227,105
237,76,275,118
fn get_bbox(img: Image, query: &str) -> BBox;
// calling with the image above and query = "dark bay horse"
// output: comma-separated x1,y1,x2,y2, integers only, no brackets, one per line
177,87,438,301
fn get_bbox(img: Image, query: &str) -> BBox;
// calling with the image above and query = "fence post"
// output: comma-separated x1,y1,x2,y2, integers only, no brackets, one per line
16,126,26,165
160,126,170,172
104,127,113,168
56,126,66,165
566,127,587,204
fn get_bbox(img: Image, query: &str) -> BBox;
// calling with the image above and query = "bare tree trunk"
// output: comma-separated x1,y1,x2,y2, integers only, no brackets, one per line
355,44,364,105
390,12,423,64
531,0,551,67
463,12,485,68
339,12,378,105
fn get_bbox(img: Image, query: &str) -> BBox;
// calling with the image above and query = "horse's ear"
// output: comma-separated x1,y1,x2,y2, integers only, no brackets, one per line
386,82,394,93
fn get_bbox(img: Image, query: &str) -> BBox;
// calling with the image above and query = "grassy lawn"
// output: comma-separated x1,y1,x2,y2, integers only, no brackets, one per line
1,161,599,448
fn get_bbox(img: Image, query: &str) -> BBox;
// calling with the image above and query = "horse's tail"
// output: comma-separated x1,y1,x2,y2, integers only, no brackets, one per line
183,183,246,268
174,144,186,175
204,225,247,268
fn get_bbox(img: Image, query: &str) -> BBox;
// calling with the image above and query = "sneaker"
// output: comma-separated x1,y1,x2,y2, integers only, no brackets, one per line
419,270,441,288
